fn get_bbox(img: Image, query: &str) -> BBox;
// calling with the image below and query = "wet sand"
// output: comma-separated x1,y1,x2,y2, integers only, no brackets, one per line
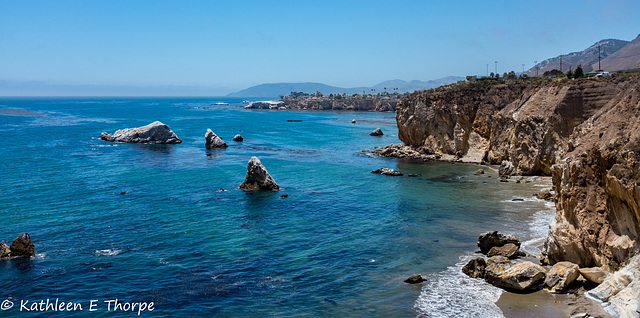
497,290,613,318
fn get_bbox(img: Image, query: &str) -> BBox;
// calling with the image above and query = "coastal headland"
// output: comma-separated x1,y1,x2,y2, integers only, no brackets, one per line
375,74,640,316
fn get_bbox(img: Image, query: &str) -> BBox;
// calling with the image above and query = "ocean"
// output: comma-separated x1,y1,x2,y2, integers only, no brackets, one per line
0,97,554,317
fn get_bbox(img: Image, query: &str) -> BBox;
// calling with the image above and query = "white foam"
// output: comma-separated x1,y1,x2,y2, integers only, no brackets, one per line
94,249,122,256
414,253,504,318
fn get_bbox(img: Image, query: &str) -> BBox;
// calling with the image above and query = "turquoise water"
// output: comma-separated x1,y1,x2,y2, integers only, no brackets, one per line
0,97,552,317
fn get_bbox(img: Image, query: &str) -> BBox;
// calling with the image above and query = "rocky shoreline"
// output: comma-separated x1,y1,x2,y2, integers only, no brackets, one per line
380,75,640,317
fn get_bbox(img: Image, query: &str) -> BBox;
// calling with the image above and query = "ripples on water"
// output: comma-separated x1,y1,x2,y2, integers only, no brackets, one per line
0,97,554,317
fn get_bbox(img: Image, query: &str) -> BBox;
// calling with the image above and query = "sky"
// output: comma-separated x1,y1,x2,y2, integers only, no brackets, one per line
1,0,639,96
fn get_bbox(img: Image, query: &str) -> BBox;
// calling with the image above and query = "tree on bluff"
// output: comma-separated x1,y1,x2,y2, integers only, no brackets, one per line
574,65,584,78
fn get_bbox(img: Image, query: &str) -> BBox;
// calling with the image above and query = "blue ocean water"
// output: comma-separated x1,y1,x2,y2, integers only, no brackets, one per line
0,97,553,317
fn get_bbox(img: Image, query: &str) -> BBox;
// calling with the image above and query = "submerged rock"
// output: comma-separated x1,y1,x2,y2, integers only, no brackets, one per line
239,157,279,190
462,257,486,278
99,121,182,144
9,233,35,257
371,168,403,176
544,261,580,293
0,241,11,258
232,134,244,142
478,231,521,254
370,128,383,136
475,169,485,175
205,129,228,148
404,274,425,284
485,261,547,292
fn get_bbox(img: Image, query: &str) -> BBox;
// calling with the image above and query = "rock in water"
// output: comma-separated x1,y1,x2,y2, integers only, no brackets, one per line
478,231,521,254
232,134,244,142
99,121,182,144
239,157,279,190
9,233,35,257
0,241,11,258
544,261,580,293
462,257,487,278
371,167,403,176
205,129,228,148
484,261,547,292
404,274,425,284
370,128,383,136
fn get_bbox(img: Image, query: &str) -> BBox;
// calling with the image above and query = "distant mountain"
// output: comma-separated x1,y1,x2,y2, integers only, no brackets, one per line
526,38,629,75
226,76,464,98
597,34,640,72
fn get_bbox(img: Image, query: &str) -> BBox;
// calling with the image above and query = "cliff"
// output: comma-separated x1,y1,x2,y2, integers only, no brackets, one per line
543,77,640,270
390,76,640,269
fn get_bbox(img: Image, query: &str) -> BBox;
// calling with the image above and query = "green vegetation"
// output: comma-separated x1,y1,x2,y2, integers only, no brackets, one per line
574,65,584,79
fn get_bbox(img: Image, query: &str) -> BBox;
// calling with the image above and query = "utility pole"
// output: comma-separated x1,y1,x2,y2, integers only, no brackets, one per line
495,61,498,76
598,44,602,71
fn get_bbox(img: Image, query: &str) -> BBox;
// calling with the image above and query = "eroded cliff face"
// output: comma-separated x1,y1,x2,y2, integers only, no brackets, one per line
396,78,627,175
395,76,640,269
543,78,640,269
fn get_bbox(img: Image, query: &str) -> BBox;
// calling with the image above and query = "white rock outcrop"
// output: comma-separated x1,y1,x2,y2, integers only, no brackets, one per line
99,121,182,144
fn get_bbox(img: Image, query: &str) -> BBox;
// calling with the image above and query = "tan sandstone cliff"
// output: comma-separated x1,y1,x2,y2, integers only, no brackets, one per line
392,75,640,269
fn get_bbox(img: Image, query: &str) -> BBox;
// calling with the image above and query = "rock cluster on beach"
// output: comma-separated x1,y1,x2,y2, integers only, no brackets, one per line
239,156,279,191
464,231,615,295
0,233,35,258
99,121,182,144
204,129,228,148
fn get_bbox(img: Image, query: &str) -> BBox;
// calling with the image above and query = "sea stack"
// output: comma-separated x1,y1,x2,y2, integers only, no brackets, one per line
9,233,35,257
239,157,279,190
99,121,182,144
205,129,228,148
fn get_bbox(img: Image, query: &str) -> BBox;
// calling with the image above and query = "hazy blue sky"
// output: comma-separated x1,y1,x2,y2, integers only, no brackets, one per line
1,0,639,95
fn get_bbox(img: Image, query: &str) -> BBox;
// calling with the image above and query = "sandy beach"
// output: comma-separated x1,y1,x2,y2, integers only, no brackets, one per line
497,289,613,318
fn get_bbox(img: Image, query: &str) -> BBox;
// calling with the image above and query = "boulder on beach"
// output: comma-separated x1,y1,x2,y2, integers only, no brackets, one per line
371,167,403,176
370,128,383,136
239,156,279,191
499,160,516,176
484,261,547,292
487,243,522,259
462,257,487,278
544,261,580,293
535,189,554,201
99,121,182,144
578,267,609,284
9,233,35,257
205,129,228,148
404,274,425,284
478,231,521,254
232,134,244,142
0,241,11,258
